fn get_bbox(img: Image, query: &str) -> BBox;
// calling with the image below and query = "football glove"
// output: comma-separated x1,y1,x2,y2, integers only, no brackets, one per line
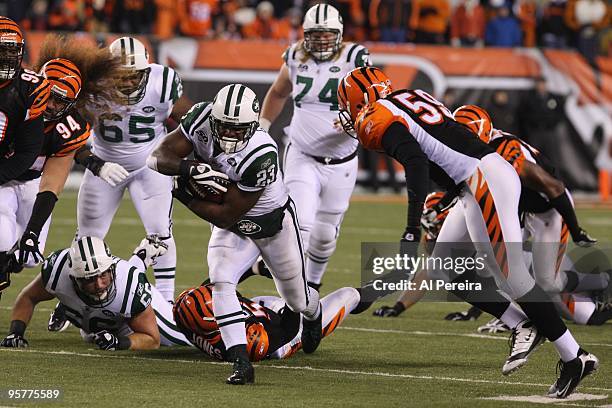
94,330,120,351
420,207,439,232
373,303,406,318
0,333,28,348
574,228,597,247
98,162,129,187
133,235,168,269
190,163,230,194
17,230,43,265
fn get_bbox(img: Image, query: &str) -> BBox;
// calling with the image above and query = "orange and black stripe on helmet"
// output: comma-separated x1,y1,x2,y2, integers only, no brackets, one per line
173,285,219,336
337,67,392,136
453,104,493,143
0,16,24,80
246,322,269,362
41,58,82,120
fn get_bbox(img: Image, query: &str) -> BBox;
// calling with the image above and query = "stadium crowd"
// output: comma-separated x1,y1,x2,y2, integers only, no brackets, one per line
2,0,610,61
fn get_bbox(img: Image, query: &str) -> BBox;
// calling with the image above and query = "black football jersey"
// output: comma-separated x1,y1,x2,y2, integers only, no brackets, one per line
0,68,49,160
17,110,91,181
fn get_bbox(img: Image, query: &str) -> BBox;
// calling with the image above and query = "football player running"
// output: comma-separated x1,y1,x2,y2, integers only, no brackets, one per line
74,37,192,305
174,283,359,362
0,17,50,295
148,84,322,385
11,35,126,278
259,4,370,290
338,67,598,399
0,236,190,350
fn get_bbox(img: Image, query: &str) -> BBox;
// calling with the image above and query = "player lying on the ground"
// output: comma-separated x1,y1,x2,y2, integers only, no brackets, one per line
0,236,190,350
337,67,598,398
173,283,359,361
148,84,322,385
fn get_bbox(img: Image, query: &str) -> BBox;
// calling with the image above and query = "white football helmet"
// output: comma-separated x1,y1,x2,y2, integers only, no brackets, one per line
109,36,150,105
302,4,343,61
69,237,118,306
210,84,260,154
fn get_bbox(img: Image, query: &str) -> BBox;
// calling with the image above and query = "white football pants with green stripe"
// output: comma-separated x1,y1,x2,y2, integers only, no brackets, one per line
207,200,319,350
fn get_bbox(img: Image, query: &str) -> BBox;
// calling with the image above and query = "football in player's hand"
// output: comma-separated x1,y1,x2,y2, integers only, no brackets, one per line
187,177,227,204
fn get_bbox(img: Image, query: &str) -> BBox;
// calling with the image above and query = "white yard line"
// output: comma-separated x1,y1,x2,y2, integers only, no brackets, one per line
1,348,611,392
0,307,607,348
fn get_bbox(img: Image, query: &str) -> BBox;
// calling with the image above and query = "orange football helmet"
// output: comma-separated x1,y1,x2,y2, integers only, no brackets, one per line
453,105,493,143
422,192,453,240
173,285,219,336
337,67,392,136
246,322,269,362
0,16,24,80
41,58,82,120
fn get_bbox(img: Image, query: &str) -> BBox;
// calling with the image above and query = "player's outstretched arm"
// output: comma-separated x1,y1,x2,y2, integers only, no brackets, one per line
259,64,292,132
74,146,128,187
381,122,429,244
182,182,263,229
126,306,161,350
520,161,595,245
1,275,55,347
17,154,75,265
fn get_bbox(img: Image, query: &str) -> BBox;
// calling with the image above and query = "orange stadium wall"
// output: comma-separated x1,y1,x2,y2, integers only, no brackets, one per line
24,33,612,194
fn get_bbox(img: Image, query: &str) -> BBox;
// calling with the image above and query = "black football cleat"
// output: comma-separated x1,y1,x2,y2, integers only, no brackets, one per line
226,357,254,385
48,303,71,332
301,307,322,354
548,349,599,399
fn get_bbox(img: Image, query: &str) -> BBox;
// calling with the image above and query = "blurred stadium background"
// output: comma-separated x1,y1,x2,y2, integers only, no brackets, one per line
2,0,611,197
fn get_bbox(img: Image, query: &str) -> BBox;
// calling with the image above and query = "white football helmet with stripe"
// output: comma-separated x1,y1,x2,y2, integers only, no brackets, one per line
210,84,260,154
302,3,343,61
69,236,118,305
109,36,150,105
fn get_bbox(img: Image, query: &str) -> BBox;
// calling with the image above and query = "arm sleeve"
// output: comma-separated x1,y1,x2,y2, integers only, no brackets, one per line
381,122,429,230
549,190,581,239
0,116,45,185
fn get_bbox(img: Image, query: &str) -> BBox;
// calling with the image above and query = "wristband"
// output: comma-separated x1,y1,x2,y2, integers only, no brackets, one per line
117,335,131,350
179,160,197,177
25,191,58,235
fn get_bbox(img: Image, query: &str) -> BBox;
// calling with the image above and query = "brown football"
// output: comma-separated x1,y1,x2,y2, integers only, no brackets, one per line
187,178,226,204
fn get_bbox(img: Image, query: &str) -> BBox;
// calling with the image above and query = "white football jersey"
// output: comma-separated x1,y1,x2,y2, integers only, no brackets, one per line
180,102,288,217
91,63,183,172
41,249,152,335
284,41,370,158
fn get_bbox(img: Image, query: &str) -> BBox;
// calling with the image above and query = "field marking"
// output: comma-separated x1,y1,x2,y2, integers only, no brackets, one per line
481,393,609,407
0,306,607,348
339,326,612,348
1,348,611,393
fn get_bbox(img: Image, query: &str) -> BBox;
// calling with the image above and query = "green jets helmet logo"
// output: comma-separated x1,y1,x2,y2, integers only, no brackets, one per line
252,99,260,113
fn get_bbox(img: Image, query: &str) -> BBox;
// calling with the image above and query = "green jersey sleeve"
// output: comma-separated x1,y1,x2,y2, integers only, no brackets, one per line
129,271,153,317
41,249,69,291
236,145,279,191
179,101,212,140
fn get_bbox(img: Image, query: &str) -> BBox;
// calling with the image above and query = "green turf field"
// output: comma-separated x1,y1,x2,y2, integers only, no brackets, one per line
0,192,610,407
